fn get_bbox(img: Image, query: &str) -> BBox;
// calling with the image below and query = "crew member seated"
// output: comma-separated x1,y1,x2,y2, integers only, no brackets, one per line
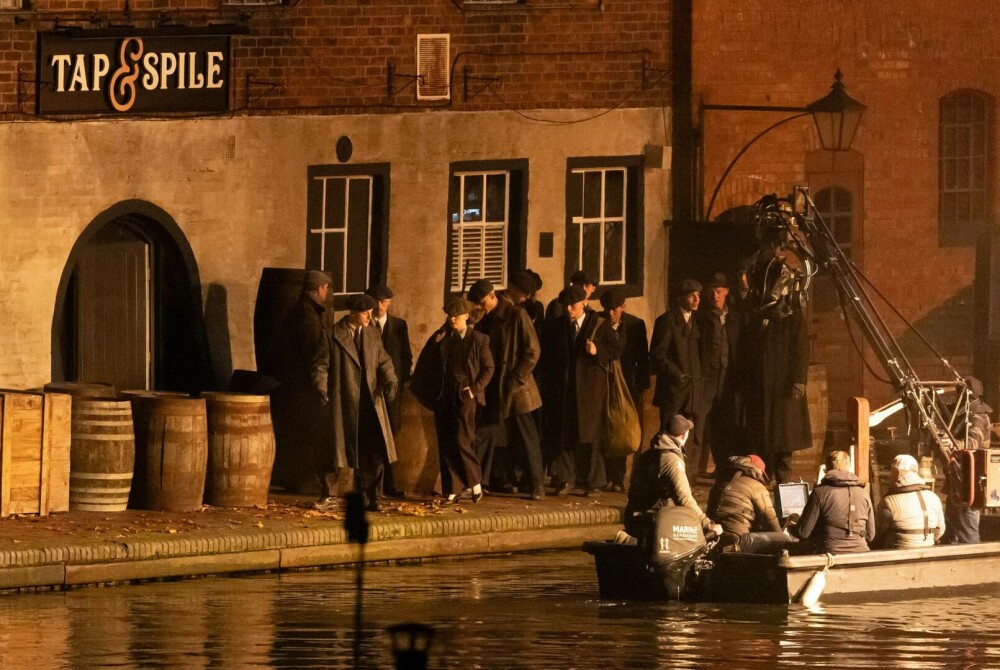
708,454,796,554
875,454,945,549
794,450,875,554
623,415,721,543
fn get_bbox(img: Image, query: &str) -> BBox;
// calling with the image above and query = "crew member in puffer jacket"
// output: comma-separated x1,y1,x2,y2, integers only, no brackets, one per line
875,454,945,549
624,415,721,541
794,450,875,553
709,454,795,554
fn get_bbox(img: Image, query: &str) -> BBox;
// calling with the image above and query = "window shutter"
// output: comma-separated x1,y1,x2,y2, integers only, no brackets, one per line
417,34,450,101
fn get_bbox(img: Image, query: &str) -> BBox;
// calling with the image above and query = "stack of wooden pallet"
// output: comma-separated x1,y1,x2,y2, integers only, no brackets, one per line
0,390,71,517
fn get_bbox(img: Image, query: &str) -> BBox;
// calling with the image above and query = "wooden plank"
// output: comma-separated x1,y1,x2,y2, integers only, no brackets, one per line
847,396,871,485
0,392,44,517
43,393,72,513
1,394,9,517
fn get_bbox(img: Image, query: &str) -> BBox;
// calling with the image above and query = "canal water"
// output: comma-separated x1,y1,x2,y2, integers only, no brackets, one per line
0,551,998,669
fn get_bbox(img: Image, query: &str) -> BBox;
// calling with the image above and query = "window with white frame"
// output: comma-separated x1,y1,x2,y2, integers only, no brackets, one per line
306,164,389,302
446,160,527,295
565,156,643,295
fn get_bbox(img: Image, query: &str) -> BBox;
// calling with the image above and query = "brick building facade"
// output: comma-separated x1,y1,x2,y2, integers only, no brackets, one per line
0,0,673,492
691,2,996,435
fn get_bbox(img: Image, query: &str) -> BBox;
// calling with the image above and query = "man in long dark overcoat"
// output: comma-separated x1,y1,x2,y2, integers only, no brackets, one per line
597,286,650,491
744,305,811,483
366,284,412,499
329,293,398,511
697,273,744,474
650,278,704,472
469,278,546,500
278,270,335,500
540,285,622,496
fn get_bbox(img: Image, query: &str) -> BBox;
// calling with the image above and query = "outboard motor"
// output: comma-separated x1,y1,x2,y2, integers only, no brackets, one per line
646,506,709,600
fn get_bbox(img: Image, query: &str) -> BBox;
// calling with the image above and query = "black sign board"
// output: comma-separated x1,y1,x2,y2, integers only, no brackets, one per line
37,31,231,115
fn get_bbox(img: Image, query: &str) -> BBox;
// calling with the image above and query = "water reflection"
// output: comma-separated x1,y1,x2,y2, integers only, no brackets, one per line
0,552,997,669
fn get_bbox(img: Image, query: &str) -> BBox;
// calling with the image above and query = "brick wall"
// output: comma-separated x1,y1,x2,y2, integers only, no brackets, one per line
0,0,671,117
694,1,995,413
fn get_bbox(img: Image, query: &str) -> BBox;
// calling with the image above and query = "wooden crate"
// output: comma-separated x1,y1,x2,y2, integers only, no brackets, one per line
0,391,72,517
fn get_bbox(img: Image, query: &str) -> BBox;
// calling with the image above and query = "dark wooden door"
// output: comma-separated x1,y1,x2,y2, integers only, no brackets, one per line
75,240,151,391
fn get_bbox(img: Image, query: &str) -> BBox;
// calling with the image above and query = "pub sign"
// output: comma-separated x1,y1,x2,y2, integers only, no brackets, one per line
37,31,231,115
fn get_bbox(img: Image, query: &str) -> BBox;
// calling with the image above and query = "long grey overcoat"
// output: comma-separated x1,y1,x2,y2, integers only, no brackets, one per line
328,317,398,469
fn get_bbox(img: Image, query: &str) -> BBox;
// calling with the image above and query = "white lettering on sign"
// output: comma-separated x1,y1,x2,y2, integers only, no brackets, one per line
48,37,227,112
671,524,699,542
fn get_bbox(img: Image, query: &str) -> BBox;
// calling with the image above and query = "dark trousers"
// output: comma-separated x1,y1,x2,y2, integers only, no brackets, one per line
942,500,981,544
474,421,505,489
434,393,483,496
506,411,545,491
353,391,389,506
552,393,606,490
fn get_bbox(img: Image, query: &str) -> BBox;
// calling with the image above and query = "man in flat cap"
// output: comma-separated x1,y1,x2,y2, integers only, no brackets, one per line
278,270,337,503
696,272,744,476
366,284,412,499
650,278,705,473
411,296,494,503
597,286,650,492
329,293,398,512
544,269,597,319
470,278,546,500
539,284,622,496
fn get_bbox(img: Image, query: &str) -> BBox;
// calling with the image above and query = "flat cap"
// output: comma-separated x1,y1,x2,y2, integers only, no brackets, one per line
569,269,597,286
346,294,377,312
676,278,703,296
668,414,694,436
558,285,587,306
704,272,729,289
528,269,543,291
303,269,332,288
467,279,494,304
444,296,474,316
599,286,626,310
366,284,393,300
509,270,537,294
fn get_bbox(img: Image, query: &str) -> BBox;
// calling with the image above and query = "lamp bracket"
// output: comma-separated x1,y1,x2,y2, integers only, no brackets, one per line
386,62,423,97
462,66,501,101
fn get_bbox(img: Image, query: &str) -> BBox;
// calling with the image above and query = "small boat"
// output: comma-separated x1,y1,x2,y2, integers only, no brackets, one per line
584,538,1000,604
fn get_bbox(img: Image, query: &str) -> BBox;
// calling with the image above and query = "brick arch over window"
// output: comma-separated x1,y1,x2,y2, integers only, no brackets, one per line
940,89,992,246
716,176,776,214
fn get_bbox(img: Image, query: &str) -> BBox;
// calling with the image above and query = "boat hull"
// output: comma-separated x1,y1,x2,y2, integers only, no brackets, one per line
584,540,1000,604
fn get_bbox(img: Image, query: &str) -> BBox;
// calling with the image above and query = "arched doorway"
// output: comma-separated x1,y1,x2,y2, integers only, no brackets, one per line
52,200,212,393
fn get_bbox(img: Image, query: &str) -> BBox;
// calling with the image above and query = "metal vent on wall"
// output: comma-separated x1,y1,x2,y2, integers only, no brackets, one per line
417,34,450,101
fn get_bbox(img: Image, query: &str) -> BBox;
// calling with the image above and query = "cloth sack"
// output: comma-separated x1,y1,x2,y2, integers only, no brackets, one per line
601,358,641,458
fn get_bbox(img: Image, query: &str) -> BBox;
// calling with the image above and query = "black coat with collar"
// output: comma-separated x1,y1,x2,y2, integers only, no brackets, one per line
696,306,742,404
378,314,412,385
650,308,702,415
410,324,495,410
598,310,650,404
539,310,622,445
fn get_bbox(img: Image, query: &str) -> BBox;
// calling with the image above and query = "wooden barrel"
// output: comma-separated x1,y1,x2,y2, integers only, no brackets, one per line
124,392,191,508
787,363,829,483
202,392,276,507
69,399,134,512
141,397,208,512
45,381,117,399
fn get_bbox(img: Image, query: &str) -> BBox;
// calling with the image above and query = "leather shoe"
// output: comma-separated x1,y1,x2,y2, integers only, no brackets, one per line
530,487,545,501
582,488,600,498
471,489,485,503
384,488,407,500
312,496,338,510
554,481,571,496
367,499,383,512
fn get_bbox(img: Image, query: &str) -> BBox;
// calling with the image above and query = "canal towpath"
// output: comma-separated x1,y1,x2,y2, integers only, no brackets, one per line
0,488,628,593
